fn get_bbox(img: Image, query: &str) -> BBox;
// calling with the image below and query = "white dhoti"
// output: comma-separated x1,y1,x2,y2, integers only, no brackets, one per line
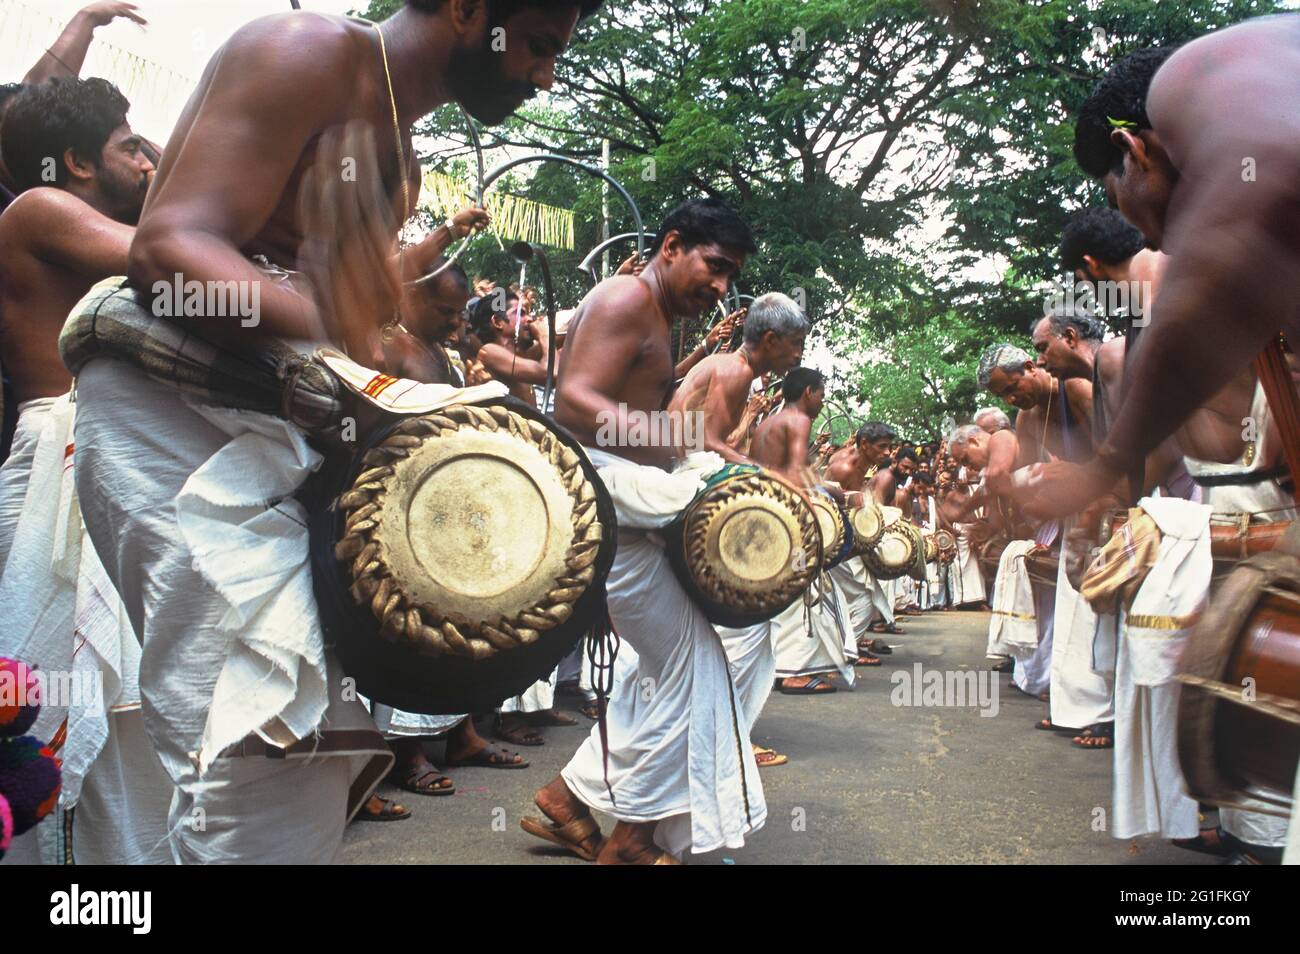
369,706,465,739
986,540,1040,659
559,450,765,859
831,557,870,638
0,397,54,577
0,395,172,866
73,357,391,864
716,620,775,729
498,668,558,715
952,527,986,605
1103,497,1210,841
1048,522,1114,730
772,582,854,684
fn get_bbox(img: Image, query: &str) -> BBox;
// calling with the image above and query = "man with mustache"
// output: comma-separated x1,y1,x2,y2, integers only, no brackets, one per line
0,77,153,572
523,197,767,865
0,77,174,864
67,0,602,863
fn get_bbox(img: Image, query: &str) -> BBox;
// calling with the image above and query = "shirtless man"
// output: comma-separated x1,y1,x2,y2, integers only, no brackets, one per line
469,288,551,404
975,343,1116,742
826,421,902,642
1030,19,1300,515
0,77,152,572
750,366,824,487
666,292,807,463
70,0,602,864
384,254,474,383
525,197,764,865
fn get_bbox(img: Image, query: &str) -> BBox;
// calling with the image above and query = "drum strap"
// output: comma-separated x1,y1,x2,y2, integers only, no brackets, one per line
1253,334,1300,505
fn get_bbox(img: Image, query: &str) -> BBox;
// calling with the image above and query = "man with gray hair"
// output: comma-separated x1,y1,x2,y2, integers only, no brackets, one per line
974,342,1115,746
973,407,1011,434
666,291,808,463
1031,307,1107,381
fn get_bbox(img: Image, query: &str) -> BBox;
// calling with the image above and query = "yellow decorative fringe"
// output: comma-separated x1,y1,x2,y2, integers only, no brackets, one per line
420,170,575,250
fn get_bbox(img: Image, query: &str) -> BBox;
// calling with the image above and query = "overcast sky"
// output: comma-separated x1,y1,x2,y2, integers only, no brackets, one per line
1,0,361,138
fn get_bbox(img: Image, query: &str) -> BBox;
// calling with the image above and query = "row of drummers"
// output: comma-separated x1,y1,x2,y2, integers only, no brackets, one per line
667,462,955,631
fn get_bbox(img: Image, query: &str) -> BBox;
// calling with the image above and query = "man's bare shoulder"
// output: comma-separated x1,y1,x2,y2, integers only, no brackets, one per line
0,187,93,233
989,429,1018,452
0,189,106,265
1063,376,1093,403
211,12,359,100
1097,337,1125,385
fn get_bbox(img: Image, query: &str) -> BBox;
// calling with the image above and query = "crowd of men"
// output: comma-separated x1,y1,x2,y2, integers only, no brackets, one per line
0,1,1296,865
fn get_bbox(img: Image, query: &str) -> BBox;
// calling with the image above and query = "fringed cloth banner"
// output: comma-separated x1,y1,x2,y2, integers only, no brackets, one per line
0,0,195,143
420,169,575,251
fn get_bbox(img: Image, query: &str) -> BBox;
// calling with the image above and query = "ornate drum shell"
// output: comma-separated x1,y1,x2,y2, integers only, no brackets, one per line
1177,550,1300,809
666,465,820,628
863,523,917,581
850,500,886,552
304,398,617,715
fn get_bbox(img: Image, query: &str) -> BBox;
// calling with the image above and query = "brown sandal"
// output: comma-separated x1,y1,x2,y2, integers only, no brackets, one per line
520,813,605,862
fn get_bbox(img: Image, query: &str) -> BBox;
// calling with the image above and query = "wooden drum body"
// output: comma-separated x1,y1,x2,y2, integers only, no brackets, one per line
1177,548,1300,812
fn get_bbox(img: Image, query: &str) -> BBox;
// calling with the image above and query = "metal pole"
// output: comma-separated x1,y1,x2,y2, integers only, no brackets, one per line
601,138,610,280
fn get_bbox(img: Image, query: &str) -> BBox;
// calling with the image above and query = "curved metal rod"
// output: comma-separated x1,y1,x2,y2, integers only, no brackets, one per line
405,106,489,285
577,231,656,283
411,151,645,288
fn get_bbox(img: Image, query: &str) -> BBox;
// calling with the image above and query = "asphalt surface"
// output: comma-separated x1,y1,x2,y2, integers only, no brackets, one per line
341,606,1214,865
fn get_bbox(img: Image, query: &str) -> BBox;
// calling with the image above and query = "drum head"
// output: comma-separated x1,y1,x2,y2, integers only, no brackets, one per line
923,531,939,564
851,501,885,551
865,525,914,580
669,469,819,627
306,398,617,714
934,529,957,563
910,525,932,580
810,494,844,569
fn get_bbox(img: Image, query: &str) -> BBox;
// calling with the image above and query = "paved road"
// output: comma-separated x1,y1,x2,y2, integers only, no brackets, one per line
342,606,1213,865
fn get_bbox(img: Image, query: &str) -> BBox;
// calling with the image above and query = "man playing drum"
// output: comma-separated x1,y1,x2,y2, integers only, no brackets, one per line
66,0,602,864
826,422,901,647
524,197,768,865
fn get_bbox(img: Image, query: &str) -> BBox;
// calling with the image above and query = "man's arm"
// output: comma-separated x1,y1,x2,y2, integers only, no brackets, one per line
17,189,134,277
128,16,364,347
675,308,743,379
23,3,146,85
869,468,896,506
478,335,550,387
696,364,752,463
1083,25,1300,483
775,413,812,486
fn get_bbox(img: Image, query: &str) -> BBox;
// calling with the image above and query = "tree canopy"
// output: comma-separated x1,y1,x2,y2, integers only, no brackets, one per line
363,0,1281,436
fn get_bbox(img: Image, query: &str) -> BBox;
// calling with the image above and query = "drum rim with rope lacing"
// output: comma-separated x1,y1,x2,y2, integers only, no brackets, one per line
303,395,617,714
